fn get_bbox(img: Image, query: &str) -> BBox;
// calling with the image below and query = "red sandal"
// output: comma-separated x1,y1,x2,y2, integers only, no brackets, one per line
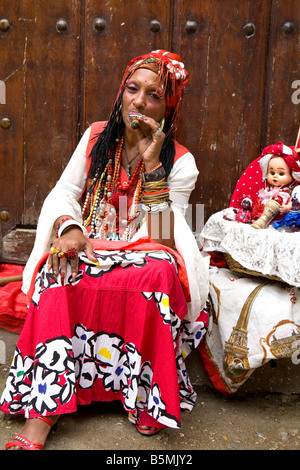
5,416,54,450
135,423,162,436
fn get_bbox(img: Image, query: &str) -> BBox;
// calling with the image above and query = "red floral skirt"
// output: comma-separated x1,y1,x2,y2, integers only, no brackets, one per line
0,246,208,429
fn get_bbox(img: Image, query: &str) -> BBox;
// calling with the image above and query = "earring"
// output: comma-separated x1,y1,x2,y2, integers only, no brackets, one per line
116,104,122,123
159,117,165,131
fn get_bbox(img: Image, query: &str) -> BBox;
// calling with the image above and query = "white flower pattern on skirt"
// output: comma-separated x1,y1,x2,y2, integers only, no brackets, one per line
31,250,177,306
0,299,208,424
1,247,209,427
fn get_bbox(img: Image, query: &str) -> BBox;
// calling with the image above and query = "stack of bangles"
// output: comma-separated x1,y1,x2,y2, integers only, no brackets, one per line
141,162,171,213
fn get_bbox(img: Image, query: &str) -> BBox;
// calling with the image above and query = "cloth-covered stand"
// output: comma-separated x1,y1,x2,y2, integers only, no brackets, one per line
200,210,300,287
199,266,300,394
199,146,300,394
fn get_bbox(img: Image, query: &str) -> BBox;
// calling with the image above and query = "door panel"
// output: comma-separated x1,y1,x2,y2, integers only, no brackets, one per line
23,1,81,225
173,0,272,222
0,3,27,237
263,0,300,147
1,1,81,262
82,0,172,129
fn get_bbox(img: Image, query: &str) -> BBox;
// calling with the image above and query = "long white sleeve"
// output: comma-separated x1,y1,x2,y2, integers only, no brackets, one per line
22,127,91,294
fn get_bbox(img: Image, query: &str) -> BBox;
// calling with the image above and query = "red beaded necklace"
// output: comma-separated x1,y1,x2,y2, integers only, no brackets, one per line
117,156,144,192
83,136,145,239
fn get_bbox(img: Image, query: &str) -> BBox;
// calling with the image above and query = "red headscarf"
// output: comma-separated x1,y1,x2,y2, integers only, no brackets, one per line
259,141,300,180
230,141,300,209
117,50,189,131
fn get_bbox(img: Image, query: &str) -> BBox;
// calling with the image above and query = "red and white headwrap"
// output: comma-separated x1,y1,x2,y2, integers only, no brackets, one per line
117,50,189,131
259,141,300,182
230,142,300,209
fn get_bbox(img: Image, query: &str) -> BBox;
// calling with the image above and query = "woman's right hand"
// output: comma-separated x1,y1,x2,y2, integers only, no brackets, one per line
47,226,97,284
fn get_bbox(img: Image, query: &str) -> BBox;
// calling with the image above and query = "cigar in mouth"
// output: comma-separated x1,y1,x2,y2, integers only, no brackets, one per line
128,112,142,129
130,119,139,129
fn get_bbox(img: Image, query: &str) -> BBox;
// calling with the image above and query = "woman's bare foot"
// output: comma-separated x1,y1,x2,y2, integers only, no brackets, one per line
6,415,60,450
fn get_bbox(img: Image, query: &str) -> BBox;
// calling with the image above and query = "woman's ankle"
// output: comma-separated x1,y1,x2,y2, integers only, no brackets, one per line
9,415,60,450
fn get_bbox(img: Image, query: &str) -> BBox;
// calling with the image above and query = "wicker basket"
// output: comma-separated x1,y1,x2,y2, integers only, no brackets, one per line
223,253,283,282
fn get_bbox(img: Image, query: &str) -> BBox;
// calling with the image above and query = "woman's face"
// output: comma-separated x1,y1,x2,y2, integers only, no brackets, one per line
121,68,166,130
267,156,293,187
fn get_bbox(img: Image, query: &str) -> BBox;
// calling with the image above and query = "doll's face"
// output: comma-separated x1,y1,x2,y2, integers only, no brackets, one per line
241,198,252,210
267,156,293,187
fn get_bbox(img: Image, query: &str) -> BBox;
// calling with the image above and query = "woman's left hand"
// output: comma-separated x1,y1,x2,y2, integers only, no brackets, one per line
48,226,97,285
132,115,165,171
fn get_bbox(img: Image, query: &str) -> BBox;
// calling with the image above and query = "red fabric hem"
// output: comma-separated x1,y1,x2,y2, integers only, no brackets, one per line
199,341,232,395
208,251,227,268
0,403,166,429
0,264,27,333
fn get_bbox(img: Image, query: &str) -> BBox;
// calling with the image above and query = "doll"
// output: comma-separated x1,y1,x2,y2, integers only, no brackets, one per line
236,197,252,223
223,196,252,223
273,185,300,231
250,142,300,229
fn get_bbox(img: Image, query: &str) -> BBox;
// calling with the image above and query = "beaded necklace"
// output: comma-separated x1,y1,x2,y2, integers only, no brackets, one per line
124,145,140,178
82,137,145,240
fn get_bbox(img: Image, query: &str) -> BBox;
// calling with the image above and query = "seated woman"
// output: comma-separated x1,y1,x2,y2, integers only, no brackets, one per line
0,50,209,450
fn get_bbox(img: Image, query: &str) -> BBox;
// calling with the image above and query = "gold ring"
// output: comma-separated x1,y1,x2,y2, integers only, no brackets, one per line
49,246,67,258
49,246,60,255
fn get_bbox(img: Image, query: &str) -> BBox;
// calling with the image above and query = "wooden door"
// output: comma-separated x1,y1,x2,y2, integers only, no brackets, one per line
1,0,299,263
263,0,300,147
82,1,173,127
173,1,273,223
0,0,81,262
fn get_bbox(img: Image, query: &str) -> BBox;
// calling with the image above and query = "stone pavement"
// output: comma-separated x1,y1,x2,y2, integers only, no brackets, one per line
0,329,299,452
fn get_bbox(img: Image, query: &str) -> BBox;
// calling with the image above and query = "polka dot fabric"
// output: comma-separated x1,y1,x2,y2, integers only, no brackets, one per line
229,142,300,211
229,156,263,209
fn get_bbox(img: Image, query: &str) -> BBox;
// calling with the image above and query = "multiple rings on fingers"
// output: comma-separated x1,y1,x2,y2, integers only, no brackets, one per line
49,246,78,259
66,248,78,259
154,127,162,137
49,246,60,255
154,117,165,137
